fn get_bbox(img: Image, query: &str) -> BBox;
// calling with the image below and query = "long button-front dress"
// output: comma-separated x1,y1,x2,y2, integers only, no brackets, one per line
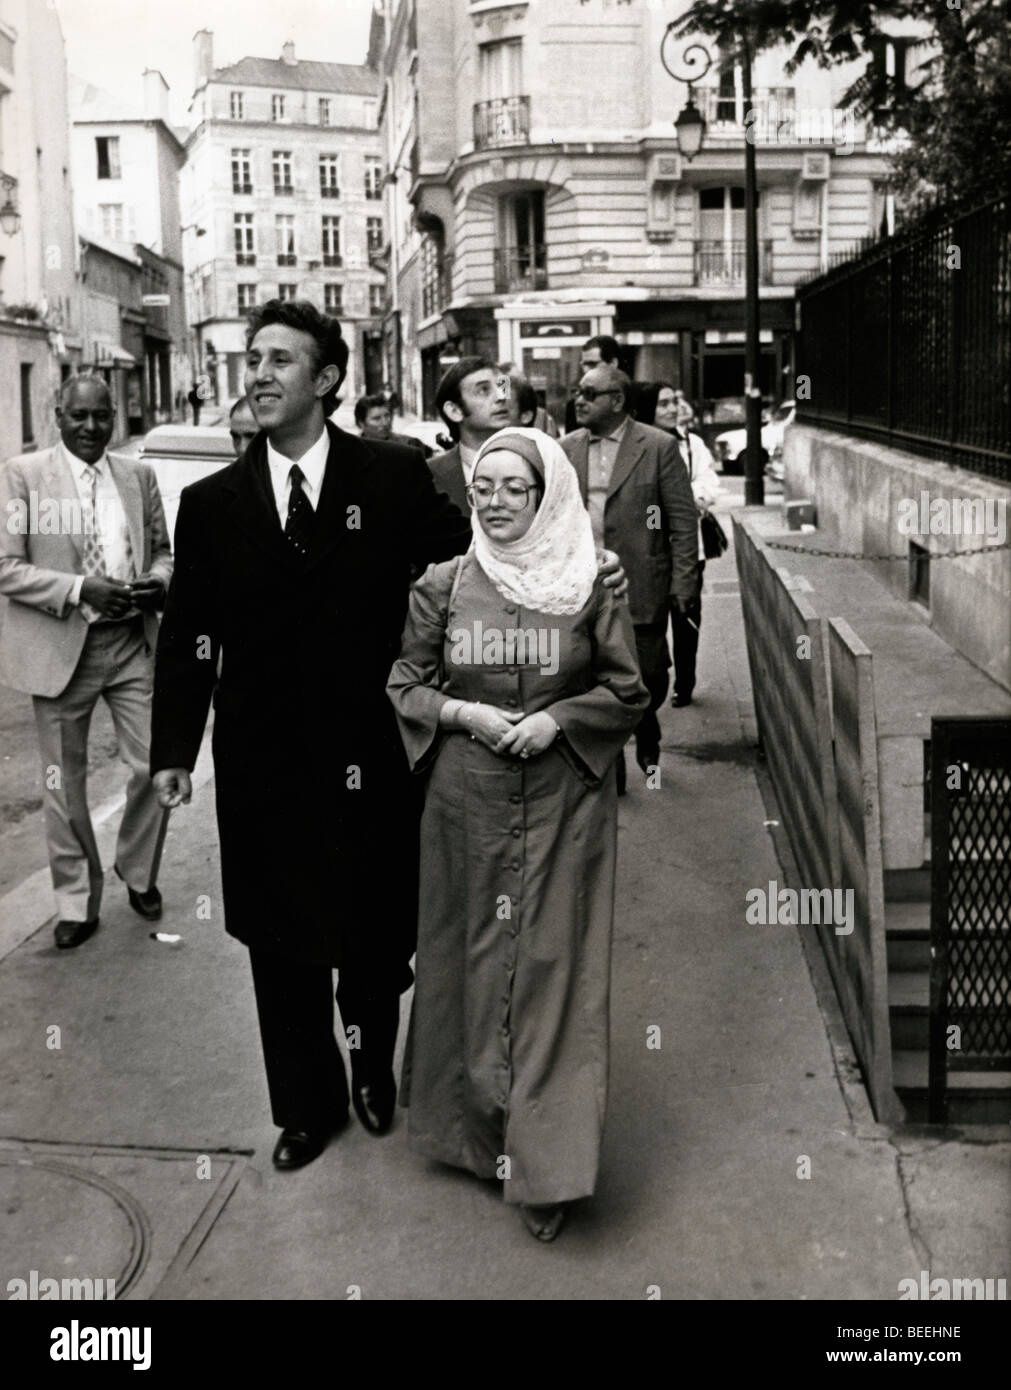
387,553,648,1206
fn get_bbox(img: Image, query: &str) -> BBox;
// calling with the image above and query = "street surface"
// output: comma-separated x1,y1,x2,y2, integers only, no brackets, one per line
1,479,1007,1303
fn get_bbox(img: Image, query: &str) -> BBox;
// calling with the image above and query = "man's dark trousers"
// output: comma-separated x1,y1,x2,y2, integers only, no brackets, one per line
671,560,705,701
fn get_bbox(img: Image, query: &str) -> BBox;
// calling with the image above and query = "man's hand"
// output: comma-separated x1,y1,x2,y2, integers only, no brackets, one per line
79,576,134,619
129,576,166,612
495,711,559,759
596,549,628,603
153,769,192,809
459,703,524,751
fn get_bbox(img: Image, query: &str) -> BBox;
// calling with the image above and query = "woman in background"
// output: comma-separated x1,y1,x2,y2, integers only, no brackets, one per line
387,427,647,1242
648,383,722,707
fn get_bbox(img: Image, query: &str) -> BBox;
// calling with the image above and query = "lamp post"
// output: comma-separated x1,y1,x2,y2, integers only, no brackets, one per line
0,172,21,236
660,25,764,505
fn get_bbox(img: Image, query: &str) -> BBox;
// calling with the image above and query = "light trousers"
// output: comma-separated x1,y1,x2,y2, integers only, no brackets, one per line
32,618,169,923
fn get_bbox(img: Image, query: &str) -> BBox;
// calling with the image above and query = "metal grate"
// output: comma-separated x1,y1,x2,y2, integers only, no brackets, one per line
929,718,1011,1122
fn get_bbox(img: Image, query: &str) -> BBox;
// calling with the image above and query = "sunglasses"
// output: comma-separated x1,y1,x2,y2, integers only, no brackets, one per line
572,386,620,402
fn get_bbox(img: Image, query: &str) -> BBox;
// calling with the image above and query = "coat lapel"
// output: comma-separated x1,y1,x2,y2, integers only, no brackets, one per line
107,455,145,572
606,420,646,500
47,446,85,561
306,423,363,571
565,431,590,503
223,436,299,568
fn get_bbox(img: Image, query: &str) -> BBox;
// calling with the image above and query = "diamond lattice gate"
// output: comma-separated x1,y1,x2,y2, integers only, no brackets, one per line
929,718,1011,1123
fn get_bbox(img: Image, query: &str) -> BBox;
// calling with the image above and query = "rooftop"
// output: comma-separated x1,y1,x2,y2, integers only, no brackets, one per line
205,56,378,97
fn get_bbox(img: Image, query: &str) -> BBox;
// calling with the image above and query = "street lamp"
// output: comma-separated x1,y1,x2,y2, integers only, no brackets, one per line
0,173,21,236
660,38,713,161
660,26,765,505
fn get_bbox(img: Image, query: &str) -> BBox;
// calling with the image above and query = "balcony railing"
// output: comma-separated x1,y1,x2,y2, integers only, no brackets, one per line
694,239,773,287
320,185,340,198
474,96,530,151
696,86,799,141
494,246,548,294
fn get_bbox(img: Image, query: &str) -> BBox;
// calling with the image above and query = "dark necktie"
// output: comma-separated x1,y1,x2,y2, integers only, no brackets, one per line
284,464,314,558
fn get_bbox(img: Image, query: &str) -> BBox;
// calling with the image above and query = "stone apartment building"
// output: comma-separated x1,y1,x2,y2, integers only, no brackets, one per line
70,69,188,429
183,29,387,404
0,0,81,463
380,0,895,424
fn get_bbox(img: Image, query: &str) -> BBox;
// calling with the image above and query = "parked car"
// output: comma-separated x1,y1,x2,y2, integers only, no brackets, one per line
131,424,235,541
697,397,746,466
713,399,796,475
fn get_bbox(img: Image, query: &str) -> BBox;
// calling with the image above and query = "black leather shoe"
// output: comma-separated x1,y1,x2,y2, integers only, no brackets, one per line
671,691,693,707
54,919,99,949
116,867,162,921
352,1076,396,1136
636,745,660,775
272,1116,346,1171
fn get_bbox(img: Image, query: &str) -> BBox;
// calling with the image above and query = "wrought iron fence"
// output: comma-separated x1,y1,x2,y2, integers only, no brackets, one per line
494,246,547,293
694,238,773,287
473,96,530,150
929,718,1011,1123
797,193,1011,481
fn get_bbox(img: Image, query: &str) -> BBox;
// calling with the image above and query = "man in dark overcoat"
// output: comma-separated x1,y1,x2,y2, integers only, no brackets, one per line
150,300,471,1169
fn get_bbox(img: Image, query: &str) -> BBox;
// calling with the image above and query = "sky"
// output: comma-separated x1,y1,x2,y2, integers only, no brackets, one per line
57,0,375,128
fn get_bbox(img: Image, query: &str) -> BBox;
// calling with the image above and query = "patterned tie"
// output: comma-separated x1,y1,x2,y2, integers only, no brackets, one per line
79,465,107,623
284,464,314,558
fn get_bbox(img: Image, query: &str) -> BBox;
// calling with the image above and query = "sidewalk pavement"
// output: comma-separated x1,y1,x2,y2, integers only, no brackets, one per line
0,488,1007,1300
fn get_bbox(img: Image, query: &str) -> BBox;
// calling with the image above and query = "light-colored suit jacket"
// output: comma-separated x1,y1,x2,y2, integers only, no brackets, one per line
561,419,700,625
0,446,173,697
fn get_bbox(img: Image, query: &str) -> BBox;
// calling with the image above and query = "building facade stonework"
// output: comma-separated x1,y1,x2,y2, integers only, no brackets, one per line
0,0,81,462
183,31,386,404
380,0,894,424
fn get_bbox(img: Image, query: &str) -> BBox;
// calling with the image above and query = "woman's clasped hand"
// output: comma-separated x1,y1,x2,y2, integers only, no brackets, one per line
455,701,558,758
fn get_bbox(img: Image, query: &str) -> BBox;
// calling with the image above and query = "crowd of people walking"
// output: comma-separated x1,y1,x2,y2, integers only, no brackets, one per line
0,298,726,1243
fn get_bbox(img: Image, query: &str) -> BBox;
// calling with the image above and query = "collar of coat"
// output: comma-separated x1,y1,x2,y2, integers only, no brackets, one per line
218,420,375,572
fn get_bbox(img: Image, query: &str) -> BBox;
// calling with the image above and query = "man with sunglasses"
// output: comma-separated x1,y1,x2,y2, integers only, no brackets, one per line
561,364,698,784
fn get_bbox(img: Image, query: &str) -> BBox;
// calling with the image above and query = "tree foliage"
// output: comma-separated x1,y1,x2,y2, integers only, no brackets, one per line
671,0,1011,210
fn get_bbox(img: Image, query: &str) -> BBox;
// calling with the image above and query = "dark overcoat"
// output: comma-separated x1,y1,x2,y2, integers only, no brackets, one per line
149,422,471,969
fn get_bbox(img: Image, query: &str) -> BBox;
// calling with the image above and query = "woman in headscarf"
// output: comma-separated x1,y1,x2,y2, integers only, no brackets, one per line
387,427,648,1242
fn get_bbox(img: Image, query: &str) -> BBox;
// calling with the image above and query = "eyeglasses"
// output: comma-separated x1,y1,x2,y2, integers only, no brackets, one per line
466,479,538,510
572,386,620,402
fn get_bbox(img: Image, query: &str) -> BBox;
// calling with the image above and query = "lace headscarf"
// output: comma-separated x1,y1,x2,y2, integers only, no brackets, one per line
469,427,598,617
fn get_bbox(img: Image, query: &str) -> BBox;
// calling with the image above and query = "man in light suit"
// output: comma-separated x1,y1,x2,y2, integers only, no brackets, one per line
0,375,174,948
561,363,699,779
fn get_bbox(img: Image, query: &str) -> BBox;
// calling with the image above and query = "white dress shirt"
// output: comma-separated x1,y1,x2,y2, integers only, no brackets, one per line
265,429,329,523
65,446,136,607
672,429,722,561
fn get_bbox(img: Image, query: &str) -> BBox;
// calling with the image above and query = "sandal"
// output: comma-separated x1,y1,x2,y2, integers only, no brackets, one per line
519,1203,566,1242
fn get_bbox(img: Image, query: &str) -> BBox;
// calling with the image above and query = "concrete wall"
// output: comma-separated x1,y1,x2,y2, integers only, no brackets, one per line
0,0,80,343
0,320,59,459
785,423,1011,692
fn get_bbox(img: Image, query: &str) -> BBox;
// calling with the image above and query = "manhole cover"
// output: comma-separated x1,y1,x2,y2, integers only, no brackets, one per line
0,1143,247,1300
0,1155,148,1297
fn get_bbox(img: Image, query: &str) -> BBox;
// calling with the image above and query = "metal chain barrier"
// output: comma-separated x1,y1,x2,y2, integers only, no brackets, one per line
762,538,1011,561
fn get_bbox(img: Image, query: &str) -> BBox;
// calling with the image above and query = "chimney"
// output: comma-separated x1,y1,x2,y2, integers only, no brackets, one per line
281,40,296,66
193,29,214,90
143,69,171,124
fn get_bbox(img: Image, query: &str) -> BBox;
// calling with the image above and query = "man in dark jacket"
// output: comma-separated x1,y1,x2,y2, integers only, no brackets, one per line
150,301,472,1171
